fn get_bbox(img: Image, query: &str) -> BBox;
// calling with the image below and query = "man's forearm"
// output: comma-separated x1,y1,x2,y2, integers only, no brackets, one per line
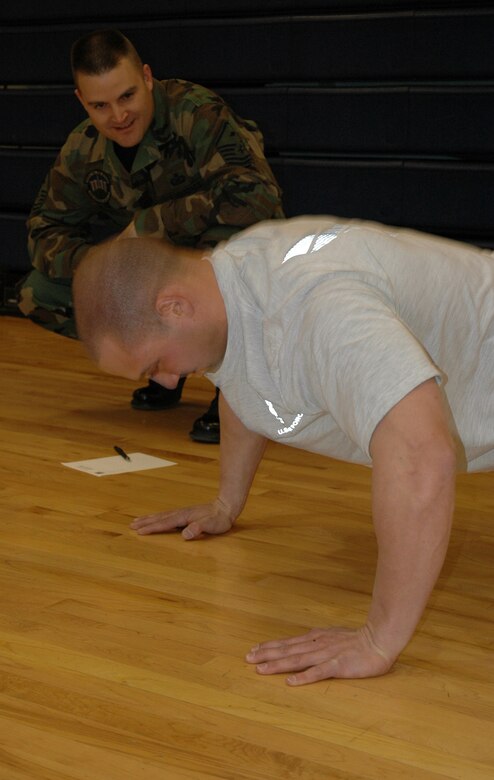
134,171,282,242
218,392,267,518
368,463,455,659
28,219,93,279
367,380,457,660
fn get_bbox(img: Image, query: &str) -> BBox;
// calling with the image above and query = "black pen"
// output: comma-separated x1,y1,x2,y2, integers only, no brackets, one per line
114,445,131,462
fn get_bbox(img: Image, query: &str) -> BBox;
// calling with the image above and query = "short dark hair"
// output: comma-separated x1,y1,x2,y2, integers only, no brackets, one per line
70,29,143,84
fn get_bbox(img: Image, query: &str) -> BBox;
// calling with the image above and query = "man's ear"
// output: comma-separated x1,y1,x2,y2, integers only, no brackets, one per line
143,63,153,90
155,291,193,322
74,88,86,110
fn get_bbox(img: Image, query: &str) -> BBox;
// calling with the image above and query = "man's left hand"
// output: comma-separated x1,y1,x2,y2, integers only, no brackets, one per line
245,626,393,684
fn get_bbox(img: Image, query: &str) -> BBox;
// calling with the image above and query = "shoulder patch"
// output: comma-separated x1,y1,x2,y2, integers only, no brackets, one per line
85,170,112,203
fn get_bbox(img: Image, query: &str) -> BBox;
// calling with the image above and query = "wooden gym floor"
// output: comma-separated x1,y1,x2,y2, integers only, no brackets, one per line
0,315,493,780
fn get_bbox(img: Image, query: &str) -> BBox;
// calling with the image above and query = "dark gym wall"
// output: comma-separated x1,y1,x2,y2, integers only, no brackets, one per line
1,1,493,290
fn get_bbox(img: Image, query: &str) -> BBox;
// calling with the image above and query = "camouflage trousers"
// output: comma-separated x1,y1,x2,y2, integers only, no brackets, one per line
17,269,77,339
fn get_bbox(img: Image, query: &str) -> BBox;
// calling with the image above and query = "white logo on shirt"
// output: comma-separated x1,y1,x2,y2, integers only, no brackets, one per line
264,228,340,436
264,399,304,436
282,228,343,264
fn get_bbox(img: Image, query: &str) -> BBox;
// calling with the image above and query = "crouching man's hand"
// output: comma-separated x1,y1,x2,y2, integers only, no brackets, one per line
116,221,138,240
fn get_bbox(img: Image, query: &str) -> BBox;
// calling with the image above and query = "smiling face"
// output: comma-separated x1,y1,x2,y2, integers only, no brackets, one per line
75,57,154,147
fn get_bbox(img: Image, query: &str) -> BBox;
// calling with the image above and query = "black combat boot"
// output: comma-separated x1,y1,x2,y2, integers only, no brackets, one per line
131,377,186,410
189,387,220,444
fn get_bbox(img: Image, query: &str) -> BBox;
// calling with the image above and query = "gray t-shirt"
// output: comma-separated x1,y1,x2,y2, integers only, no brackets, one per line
206,216,494,472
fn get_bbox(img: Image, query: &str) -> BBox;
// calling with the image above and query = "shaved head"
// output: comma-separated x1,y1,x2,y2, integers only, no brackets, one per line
73,237,189,359
73,236,227,384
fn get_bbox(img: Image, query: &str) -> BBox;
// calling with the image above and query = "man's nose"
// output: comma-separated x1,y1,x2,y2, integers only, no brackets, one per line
152,372,181,390
112,105,128,124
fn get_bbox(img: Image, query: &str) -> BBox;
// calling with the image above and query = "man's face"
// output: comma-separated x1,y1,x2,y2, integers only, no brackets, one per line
75,57,154,147
98,321,224,391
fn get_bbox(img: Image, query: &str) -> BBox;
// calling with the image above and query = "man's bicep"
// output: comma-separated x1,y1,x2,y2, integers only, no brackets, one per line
369,378,458,467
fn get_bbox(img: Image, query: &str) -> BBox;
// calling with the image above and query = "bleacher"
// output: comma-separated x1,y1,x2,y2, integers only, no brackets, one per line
1,0,493,311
